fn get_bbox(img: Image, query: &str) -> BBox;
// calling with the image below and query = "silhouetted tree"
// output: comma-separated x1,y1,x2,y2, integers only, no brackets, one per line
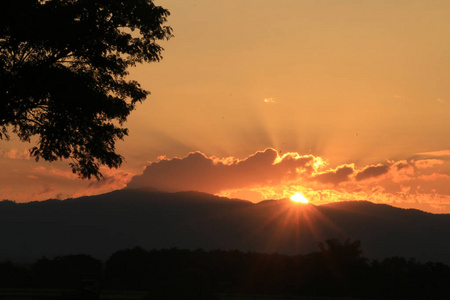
155,268,214,300
318,238,364,262
317,238,369,296
31,254,102,288
0,261,30,288
2,246,450,298
0,0,172,179
104,247,155,289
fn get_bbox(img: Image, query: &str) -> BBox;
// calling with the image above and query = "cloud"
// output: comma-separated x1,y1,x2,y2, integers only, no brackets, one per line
0,149,30,160
311,165,354,185
30,166,78,180
124,148,449,213
2,144,446,213
74,168,135,198
415,159,445,169
355,164,389,181
419,173,450,181
126,148,317,193
390,160,414,182
415,150,450,158
32,184,55,197
88,170,134,190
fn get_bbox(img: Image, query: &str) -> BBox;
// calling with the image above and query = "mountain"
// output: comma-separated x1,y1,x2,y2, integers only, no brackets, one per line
1,189,450,263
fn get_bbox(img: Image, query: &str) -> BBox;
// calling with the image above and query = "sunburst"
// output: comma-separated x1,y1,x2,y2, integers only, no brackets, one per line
290,192,309,204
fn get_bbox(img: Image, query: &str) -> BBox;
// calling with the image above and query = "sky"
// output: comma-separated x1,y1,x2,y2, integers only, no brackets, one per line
1,0,449,213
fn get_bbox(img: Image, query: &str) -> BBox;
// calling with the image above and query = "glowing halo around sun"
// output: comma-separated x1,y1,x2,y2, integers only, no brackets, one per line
290,193,309,204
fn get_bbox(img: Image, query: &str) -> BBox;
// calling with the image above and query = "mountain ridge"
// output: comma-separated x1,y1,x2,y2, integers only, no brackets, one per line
1,189,449,264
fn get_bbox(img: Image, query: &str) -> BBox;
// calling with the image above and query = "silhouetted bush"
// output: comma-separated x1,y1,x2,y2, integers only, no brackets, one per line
0,261,31,288
31,254,102,288
1,239,450,299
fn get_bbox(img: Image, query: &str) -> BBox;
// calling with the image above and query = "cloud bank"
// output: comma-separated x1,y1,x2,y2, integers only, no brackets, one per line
127,148,318,193
5,147,448,213
126,148,450,212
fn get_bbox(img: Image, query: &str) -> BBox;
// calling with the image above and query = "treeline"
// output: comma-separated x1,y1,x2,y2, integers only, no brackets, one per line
1,239,449,299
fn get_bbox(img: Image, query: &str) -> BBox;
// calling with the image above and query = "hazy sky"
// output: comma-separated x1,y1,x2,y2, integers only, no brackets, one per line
1,0,449,213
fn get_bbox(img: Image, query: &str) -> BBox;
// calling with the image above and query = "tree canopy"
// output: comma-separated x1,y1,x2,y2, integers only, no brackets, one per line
0,0,172,179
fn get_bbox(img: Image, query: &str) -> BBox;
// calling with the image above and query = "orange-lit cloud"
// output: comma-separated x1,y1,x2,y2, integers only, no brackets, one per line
127,148,317,193
32,184,56,198
416,150,450,158
126,148,450,213
390,160,415,182
0,161,135,202
311,165,354,185
0,149,30,160
419,173,450,181
4,147,448,213
73,168,134,198
415,159,445,169
355,164,389,181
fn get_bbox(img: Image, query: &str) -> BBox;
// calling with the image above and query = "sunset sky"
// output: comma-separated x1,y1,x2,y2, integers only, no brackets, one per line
1,0,449,213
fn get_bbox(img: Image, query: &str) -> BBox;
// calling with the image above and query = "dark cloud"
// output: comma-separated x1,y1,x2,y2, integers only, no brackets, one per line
395,162,410,170
355,164,389,181
126,148,316,193
312,165,354,185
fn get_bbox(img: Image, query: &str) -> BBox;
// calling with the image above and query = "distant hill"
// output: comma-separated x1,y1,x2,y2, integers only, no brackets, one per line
1,189,450,263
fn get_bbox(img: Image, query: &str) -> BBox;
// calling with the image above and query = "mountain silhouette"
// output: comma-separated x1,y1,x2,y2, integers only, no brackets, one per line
1,189,450,263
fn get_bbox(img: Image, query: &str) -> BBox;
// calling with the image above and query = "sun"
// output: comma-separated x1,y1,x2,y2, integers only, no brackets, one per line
290,193,309,204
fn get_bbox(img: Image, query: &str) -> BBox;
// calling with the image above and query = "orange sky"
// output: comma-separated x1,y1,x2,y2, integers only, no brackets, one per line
1,0,449,213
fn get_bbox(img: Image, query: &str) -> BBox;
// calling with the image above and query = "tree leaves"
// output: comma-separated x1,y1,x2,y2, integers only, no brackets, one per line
0,0,172,179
